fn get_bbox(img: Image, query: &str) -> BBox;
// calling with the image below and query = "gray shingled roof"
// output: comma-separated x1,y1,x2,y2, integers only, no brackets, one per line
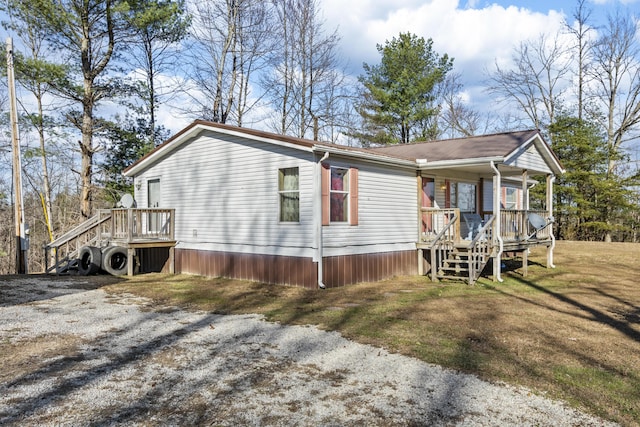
367,130,541,162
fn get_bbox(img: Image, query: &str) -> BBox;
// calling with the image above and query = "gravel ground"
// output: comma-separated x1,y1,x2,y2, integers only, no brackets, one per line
0,276,616,426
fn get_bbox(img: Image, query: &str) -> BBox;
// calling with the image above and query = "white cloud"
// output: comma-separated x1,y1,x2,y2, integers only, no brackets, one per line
320,0,568,108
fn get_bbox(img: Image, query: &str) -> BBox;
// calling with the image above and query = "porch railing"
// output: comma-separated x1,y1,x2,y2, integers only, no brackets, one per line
425,209,459,281
421,208,552,243
420,208,460,242
500,209,551,242
467,215,495,284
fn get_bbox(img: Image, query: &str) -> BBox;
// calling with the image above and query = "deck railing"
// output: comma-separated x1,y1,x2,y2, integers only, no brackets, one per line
110,208,175,242
420,208,460,242
426,209,459,281
421,208,551,243
44,208,175,274
467,216,495,283
500,209,551,242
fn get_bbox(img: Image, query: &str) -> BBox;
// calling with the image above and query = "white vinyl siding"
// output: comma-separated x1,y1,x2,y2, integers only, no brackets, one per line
506,144,552,174
134,131,315,257
322,160,417,256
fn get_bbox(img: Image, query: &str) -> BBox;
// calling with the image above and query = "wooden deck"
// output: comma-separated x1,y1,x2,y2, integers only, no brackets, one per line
45,208,176,276
416,208,554,283
417,208,552,247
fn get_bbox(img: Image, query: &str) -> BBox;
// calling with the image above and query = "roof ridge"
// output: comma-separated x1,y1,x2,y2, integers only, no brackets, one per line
370,129,540,149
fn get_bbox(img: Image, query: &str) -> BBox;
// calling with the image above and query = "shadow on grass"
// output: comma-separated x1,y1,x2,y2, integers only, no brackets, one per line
509,274,640,342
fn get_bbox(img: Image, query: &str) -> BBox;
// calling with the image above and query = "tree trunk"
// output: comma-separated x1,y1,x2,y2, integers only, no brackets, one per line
80,94,94,219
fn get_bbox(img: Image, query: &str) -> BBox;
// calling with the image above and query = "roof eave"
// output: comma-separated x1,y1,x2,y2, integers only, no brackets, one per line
312,145,418,168
124,121,315,177
417,156,505,170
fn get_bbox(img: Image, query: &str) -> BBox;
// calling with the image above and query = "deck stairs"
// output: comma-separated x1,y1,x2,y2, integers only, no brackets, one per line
436,243,491,284
428,214,495,285
45,210,112,274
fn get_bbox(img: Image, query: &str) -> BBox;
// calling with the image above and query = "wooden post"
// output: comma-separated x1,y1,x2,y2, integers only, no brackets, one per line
127,209,134,242
168,246,175,274
430,248,437,281
7,38,26,274
127,247,135,276
417,174,423,276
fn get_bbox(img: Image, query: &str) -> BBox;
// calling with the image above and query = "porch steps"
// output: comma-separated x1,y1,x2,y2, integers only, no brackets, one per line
437,245,490,284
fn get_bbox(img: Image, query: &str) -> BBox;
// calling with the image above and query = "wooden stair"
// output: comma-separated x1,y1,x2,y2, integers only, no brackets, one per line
45,210,112,274
436,243,491,284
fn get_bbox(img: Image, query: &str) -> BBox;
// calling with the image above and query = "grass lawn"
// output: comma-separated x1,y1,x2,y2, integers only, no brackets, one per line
106,240,640,426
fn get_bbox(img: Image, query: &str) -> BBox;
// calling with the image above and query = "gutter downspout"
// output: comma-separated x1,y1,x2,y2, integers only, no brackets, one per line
491,161,504,282
315,151,329,289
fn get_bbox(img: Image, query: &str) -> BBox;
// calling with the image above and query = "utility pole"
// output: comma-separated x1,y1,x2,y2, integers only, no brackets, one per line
7,37,27,274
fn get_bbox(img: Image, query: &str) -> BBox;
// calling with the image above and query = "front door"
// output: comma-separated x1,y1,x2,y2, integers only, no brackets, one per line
422,177,435,233
147,179,161,232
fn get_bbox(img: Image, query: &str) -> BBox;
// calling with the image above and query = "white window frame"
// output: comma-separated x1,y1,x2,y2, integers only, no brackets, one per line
278,167,300,223
330,166,350,223
504,187,518,210
451,181,476,213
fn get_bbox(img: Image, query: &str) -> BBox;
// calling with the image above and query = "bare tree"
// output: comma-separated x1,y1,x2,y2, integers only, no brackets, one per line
186,0,271,125
125,0,190,146
588,11,640,177
564,0,595,120
439,72,483,138
486,33,572,133
263,0,347,140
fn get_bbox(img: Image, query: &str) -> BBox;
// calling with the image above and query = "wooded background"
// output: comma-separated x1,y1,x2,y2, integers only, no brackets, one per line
0,0,638,274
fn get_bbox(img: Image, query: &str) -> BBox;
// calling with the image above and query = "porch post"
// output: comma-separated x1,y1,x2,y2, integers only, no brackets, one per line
522,170,529,210
417,174,424,276
546,174,556,268
491,161,503,282
522,170,529,277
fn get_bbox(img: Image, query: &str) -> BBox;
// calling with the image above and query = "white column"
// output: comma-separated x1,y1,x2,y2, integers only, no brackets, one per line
491,161,503,282
546,174,556,268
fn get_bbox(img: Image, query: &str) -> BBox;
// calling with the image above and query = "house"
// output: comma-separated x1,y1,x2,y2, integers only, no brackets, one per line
113,120,563,288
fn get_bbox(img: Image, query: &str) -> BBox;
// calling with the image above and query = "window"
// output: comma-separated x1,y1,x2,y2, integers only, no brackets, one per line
279,167,299,222
504,187,518,209
330,167,349,222
449,181,476,212
321,164,358,226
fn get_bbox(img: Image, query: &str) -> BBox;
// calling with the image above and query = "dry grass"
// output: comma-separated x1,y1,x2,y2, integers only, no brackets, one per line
106,241,640,426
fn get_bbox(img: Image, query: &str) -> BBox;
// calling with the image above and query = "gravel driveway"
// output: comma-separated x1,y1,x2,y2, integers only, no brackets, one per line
0,276,615,426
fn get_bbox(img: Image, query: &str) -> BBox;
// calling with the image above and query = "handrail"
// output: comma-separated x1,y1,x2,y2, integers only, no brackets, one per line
46,210,111,249
428,212,458,249
466,215,495,284
468,215,494,248
427,212,459,281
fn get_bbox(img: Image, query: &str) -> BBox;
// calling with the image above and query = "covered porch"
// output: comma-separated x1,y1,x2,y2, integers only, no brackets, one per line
416,162,558,284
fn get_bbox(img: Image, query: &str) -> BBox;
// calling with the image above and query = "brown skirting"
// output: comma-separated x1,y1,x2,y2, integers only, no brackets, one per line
175,248,418,288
